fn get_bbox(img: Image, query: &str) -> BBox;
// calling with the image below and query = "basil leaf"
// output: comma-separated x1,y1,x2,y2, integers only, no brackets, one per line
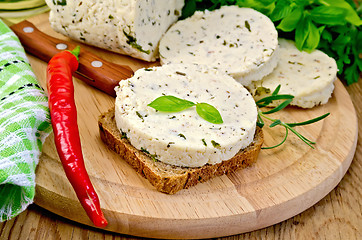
319,0,362,26
296,14,324,52
270,0,292,21
236,0,276,15
295,13,310,50
303,23,324,52
196,102,223,124
181,0,197,19
277,6,303,32
310,6,347,25
149,95,223,124
148,95,195,112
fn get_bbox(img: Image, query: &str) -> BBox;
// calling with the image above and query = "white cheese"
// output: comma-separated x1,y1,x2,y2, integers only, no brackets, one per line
248,38,338,108
45,0,184,62
159,6,279,86
114,64,257,167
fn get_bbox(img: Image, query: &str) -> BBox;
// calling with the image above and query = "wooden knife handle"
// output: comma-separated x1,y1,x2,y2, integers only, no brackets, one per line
10,20,134,97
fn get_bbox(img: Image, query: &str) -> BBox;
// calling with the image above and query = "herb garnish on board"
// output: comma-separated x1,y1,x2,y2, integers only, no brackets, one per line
256,85,330,149
148,88,329,149
181,0,361,84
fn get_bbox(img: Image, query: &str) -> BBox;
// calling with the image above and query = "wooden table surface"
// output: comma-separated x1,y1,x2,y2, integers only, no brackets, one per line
0,76,361,240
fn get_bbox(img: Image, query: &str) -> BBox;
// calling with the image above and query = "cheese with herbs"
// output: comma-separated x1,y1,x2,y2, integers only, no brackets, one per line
159,6,279,86
248,38,338,108
45,0,184,61
114,64,258,167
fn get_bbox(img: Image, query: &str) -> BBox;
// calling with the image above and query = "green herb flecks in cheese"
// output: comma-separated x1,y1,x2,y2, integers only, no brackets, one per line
45,0,184,62
122,26,150,54
248,38,338,108
159,6,279,86
53,0,66,6
114,64,258,167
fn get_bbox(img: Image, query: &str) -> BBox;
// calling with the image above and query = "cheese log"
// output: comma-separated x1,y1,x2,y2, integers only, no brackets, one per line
248,38,338,108
45,0,184,62
114,64,258,167
159,6,279,86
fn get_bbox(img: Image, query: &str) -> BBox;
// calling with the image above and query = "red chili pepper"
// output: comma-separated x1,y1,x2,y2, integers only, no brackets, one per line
46,46,108,227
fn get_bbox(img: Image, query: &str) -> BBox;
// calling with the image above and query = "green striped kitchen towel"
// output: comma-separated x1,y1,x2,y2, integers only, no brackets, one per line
0,19,52,221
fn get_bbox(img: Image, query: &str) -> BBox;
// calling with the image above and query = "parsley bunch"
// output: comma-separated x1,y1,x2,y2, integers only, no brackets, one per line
181,0,361,84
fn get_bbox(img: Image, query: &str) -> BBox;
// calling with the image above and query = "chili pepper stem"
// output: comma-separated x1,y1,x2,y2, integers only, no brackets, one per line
68,45,80,60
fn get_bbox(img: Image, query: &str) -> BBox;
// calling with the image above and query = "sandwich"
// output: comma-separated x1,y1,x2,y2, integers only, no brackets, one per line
99,63,263,194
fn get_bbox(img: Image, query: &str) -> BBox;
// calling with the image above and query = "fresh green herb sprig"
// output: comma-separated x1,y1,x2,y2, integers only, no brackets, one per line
148,95,223,124
181,0,361,84
256,85,330,149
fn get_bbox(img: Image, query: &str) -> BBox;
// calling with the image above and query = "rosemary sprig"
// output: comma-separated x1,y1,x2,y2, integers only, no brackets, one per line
256,85,330,149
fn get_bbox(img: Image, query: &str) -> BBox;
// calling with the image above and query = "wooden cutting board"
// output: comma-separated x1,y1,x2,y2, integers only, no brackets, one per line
25,13,357,239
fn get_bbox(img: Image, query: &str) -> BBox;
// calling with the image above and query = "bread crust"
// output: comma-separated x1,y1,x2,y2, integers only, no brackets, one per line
98,109,263,194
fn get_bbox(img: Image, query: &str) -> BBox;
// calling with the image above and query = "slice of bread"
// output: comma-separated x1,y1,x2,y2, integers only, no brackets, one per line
98,109,264,194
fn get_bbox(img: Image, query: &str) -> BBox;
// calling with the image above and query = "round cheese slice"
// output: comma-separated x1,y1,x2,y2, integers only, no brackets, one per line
159,6,279,86
248,38,338,108
115,64,258,167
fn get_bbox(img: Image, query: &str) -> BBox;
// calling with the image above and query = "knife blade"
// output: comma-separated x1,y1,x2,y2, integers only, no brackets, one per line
10,20,134,97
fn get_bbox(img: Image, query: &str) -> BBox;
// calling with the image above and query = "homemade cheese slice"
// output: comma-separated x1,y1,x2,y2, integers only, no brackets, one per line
159,6,279,86
248,38,338,108
45,0,184,61
114,64,258,167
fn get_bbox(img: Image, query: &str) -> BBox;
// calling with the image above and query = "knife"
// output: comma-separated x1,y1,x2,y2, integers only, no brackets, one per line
10,20,134,97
